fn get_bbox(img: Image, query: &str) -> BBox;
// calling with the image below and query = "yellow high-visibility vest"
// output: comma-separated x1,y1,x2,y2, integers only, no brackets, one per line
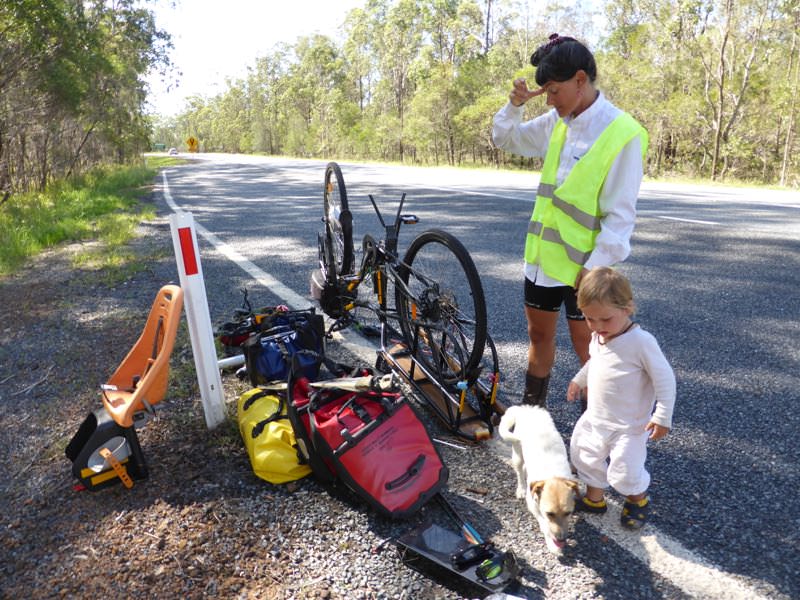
524,113,648,286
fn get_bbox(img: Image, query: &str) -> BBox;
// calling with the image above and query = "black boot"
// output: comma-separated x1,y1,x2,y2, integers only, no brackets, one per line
522,373,550,408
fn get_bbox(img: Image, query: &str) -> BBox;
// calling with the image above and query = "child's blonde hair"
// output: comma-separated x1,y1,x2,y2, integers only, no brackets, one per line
577,267,635,313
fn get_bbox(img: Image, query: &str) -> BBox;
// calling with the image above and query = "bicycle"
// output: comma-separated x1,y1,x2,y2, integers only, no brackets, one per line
311,162,502,441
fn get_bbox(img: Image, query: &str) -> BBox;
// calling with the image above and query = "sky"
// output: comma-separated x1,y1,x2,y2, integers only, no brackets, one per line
145,0,366,117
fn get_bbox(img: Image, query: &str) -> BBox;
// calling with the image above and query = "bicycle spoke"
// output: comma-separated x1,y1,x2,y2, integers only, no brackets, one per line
396,229,487,382
417,325,467,383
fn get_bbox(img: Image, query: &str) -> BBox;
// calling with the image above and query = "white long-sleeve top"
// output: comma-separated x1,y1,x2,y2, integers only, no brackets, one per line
572,326,676,431
492,94,644,287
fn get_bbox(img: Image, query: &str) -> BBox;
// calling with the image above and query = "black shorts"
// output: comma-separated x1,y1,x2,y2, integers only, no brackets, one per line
524,278,584,320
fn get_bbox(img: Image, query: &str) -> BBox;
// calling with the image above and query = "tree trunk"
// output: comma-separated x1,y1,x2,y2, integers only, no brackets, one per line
66,122,97,180
709,0,732,181
707,0,767,181
38,132,49,191
781,26,800,186
484,0,492,54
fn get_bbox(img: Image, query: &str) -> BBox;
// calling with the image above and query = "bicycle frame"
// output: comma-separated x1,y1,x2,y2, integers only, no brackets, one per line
336,192,414,322
321,189,501,442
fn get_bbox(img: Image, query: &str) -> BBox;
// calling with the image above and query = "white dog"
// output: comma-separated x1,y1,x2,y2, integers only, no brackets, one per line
498,405,578,554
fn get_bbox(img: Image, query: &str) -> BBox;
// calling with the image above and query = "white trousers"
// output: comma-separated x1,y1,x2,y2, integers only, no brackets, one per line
570,413,650,496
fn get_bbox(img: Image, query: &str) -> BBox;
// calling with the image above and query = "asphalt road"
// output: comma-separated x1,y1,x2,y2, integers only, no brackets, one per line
158,154,799,599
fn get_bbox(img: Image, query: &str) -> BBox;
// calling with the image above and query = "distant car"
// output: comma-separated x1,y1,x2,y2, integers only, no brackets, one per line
168,147,178,155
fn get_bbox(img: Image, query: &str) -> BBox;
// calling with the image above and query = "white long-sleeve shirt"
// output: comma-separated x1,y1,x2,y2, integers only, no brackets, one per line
572,326,676,431
492,94,644,287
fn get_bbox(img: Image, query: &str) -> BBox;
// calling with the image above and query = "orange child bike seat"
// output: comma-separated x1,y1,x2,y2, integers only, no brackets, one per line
101,285,184,428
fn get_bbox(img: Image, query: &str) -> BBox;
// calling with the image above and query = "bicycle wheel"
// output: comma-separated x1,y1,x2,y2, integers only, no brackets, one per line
322,162,354,280
395,229,487,382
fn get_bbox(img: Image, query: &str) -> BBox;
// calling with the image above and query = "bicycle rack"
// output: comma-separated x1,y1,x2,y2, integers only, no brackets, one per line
377,321,501,442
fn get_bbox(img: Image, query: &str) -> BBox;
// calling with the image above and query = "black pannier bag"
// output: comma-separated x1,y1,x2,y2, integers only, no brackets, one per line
214,291,325,385
241,308,325,386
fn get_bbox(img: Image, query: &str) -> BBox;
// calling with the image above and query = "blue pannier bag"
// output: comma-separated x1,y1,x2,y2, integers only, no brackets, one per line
244,310,324,385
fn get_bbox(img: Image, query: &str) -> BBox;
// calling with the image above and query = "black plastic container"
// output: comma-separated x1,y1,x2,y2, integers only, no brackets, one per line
65,408,147,491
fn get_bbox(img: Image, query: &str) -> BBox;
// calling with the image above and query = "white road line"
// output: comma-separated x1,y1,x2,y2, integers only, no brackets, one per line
483,441,777,599
580,507,776,599
161,171,309,310
656,215,721,225
161,169,779,600
423,185,530,202
161,171,379,366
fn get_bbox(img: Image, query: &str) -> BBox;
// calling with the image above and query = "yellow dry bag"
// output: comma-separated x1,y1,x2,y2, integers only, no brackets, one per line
237,388,311,484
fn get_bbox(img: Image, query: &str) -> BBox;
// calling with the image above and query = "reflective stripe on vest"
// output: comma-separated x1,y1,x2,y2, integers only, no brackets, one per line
534,182,602,230
524,112,648,285
527,220,592,265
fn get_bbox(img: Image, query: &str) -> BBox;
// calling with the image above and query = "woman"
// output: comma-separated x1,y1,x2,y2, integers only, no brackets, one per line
492,34,648,409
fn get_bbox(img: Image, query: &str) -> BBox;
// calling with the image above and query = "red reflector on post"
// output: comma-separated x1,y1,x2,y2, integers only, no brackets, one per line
178,227,199,275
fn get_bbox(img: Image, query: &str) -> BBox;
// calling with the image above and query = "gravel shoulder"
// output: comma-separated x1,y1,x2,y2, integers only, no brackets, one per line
1,191,687,600
0,203,516,600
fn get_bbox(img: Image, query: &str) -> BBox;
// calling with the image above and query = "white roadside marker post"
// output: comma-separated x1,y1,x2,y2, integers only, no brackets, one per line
169,211,227,429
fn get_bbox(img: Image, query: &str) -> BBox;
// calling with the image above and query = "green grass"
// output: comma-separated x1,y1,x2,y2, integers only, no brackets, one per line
144,155,188,170
0,160,182,277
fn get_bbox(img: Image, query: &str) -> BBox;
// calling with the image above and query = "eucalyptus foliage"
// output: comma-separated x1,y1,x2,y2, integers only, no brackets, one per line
0,0,173,199
161,0,797,185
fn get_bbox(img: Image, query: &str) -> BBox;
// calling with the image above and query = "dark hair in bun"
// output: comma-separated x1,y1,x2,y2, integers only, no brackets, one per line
531,33,597,86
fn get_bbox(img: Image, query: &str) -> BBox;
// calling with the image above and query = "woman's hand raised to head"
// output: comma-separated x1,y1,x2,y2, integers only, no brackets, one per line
510,78,545,107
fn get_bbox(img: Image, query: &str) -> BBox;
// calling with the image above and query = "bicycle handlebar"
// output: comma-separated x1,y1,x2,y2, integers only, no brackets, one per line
367,192,415,255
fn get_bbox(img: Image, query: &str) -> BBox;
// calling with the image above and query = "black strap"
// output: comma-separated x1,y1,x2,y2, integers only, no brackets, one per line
351,402,371,423
251,410,287,438
243,389,288,438
385,454,425,490
251,414,287,438
242,389,267,411
241,287,253,314
335,395,372,425
274,335,293,363
287,347,355,382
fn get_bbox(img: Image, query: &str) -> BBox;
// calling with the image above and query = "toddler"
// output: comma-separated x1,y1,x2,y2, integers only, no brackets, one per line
567,267,676,529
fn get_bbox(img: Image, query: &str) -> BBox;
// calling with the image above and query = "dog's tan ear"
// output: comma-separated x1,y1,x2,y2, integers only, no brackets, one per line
530,481,545,497
564,479,580,492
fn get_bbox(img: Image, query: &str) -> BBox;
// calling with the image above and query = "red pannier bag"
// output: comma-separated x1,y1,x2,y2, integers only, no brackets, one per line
287,373,448,519
286,374,337,485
